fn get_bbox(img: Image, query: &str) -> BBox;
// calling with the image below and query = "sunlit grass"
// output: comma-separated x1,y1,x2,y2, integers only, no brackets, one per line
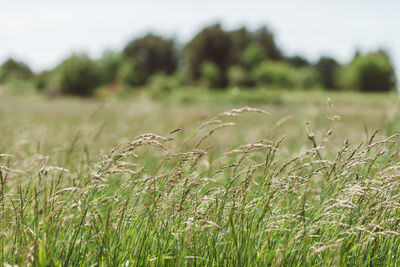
1,90,400,266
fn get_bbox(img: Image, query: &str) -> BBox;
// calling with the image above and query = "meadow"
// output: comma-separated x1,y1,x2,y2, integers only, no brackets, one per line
1,88,400,266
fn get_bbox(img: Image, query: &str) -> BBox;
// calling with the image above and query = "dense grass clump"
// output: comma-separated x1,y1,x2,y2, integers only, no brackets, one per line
1,101,400,266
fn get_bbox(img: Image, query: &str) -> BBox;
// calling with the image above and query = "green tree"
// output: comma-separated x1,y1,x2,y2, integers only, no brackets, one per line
56,53,101,96
184,24,231,87
315,56,340,89
285,55,310,68
253,26,282,60
201,61,222,88
123,34,177,85
242,43,267,69
97,51,122,85
227,27,252,65
342,51,396,92
184,24,283,88
0,58,33,82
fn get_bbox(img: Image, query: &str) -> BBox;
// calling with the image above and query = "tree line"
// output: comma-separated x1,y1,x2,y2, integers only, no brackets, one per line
0,23,397,96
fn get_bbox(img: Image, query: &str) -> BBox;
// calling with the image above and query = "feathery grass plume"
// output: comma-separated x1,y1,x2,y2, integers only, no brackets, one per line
1,104,400,266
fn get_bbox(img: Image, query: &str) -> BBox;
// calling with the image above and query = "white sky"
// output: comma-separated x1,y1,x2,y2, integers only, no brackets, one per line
1,0,399,79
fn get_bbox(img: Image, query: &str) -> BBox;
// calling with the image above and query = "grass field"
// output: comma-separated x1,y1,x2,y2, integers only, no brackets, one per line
1,89,400,266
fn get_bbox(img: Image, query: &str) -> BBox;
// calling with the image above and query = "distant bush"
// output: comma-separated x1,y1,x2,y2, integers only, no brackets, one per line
123,34,177,85
252,61,297,88
227,65,251,87
184,24,230,87
97,51,122,85
297,67,321,89
56,53,101,96
341,51,396,92
315,57,340,89
242,43,267,69
0,58,33,83
285,55,310,68
34,71,52,91
201,61,222,88
3,24,398,95
148,73,172,92
148,72,183,97
117,60,143,87
184,24,282,88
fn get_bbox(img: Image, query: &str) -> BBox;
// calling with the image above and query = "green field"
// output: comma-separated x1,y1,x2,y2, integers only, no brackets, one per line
1,89,400,266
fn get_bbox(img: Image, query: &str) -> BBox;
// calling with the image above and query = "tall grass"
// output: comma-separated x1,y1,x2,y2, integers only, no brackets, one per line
1,104,400,266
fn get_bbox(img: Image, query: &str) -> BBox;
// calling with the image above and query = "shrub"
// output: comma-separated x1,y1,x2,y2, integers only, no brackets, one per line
56,53,101,96
341,51,396,92
227,65,251,87
97,51,122,85
123,34,177,85
201,61,222,88
315,57,340,89
297,67,321,89
34,71,51,91
148,72,182,94
242,43,267,69
285,55,310,68
0,58,33,83
117,60,143,87
252,61,297,88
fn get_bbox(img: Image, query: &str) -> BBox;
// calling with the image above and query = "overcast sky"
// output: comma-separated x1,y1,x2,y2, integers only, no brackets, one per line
1,0,399,79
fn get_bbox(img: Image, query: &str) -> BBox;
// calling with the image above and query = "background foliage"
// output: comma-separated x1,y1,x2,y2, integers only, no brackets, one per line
0,23,397,96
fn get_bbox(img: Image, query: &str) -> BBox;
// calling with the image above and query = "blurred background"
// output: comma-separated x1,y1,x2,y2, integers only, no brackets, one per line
3,2,400,265
0,0,398,97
